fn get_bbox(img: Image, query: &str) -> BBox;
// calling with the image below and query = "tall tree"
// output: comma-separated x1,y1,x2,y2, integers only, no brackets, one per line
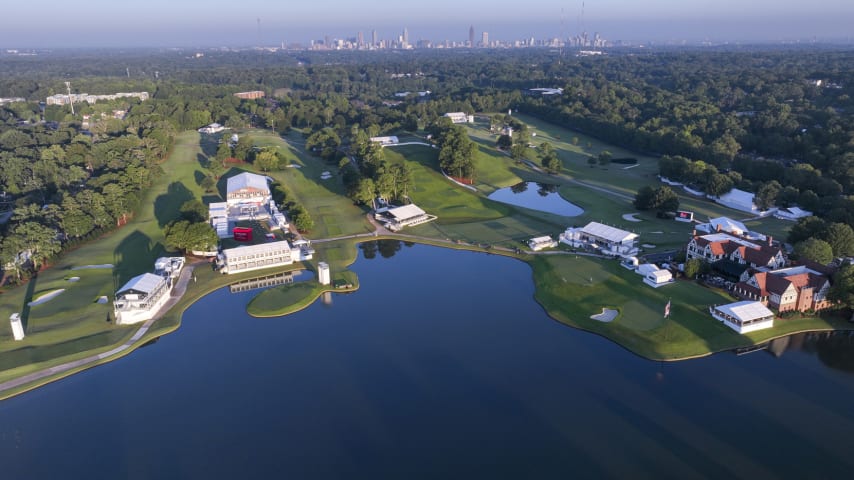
794,238,834,265
823,223,854,258
828,264,854,312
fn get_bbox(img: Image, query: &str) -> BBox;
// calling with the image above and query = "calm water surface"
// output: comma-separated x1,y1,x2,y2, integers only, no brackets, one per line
488,182,584,217
1,243,853,479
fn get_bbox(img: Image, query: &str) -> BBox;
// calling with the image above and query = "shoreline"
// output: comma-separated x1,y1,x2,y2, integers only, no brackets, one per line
247,284,359,318
2,241,851,401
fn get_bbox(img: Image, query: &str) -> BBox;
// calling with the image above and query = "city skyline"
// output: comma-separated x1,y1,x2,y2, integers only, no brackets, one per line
2,0,853,48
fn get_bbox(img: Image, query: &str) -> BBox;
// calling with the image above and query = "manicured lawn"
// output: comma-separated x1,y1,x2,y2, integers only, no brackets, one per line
384,145,511,223
383,144,568,246
530,254,846,359
0,131,208,370
0,113,809,395
236,130,372,238
246,282,324,317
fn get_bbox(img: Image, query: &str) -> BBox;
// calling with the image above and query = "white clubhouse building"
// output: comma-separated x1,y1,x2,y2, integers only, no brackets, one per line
374,204,437,231
560,222,639,257
113,257,186,325
709,300,775,334
528,236,558,251
216,240,314,275
114,273,172,325
217,241,293,275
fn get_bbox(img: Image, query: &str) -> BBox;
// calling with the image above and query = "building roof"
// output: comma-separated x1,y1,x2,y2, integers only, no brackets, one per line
223,240,290,258
741,267,829,298
388,204,427,221
529,236,554,244
693,233,776,259
370,136,399,144
648,270,672,280
530,88,564,95
582,222,639,243
776,206,812,219
637,264,660,276
715,188,764,213
738,246,779,267
706,217,747,235
227,172,269,194
715,301,774,321
117,273,165,295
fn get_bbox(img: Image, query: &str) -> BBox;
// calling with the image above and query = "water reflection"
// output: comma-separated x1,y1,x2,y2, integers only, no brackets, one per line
359,239,413,260
228,270,303,293
733,331,854,374
535,182,558,196
487,182,583,216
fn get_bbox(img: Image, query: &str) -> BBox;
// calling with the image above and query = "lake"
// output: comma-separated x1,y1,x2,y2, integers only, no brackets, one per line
0,243,853,478
488,182,584,217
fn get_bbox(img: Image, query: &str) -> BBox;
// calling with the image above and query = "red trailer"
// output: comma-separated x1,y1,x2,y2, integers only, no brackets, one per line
233,227,253,242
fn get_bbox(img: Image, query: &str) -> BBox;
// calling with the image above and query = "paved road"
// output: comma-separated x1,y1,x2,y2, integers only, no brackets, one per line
0,264,196,396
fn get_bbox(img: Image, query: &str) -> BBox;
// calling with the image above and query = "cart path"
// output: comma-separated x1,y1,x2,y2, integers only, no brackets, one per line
0,264,196,396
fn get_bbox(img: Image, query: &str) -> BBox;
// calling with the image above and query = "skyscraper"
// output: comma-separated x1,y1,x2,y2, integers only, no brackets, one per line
482,31,489,48
403,27,409,48
357,31,364,47
372,29,378,47
469,25,475,47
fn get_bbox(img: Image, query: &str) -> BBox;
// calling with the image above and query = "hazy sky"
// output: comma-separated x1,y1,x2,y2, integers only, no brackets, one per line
3,0,853,47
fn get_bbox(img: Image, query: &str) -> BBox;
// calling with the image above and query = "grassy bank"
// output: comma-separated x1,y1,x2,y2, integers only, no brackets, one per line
530,254,850,360
0,131,209,364
241,130,373,238
0,113,830,400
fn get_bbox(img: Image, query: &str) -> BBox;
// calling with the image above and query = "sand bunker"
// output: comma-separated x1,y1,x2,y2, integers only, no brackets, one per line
642,244,657,249
590,308,618,322
67,276,81,282
71,264,113,270
622,213,642,222
96,296,109,304
28,289,66,306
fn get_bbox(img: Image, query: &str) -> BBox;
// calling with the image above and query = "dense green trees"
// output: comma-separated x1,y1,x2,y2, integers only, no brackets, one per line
437,125,477,181
634,185,679,214
539,142,561,174
496,134,512,149
254,148,282,172
165,220,218,253
828,265,854,312
788,217,854,258
2,47,853,282
794,238,834,265
305,127,341,161
290,204,314,232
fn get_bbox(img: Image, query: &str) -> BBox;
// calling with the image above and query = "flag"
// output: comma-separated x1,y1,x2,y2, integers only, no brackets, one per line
664,299,671,318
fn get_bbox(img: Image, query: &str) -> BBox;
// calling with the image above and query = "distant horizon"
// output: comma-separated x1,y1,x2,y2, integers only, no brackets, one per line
2,0,853,49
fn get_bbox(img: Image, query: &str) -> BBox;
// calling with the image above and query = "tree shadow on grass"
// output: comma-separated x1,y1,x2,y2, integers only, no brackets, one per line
199,135,219,157
202,194,223,205
197,153,210,169
113,230,167,287
153,182,195,228
194,170,207,187
18,273,38,332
